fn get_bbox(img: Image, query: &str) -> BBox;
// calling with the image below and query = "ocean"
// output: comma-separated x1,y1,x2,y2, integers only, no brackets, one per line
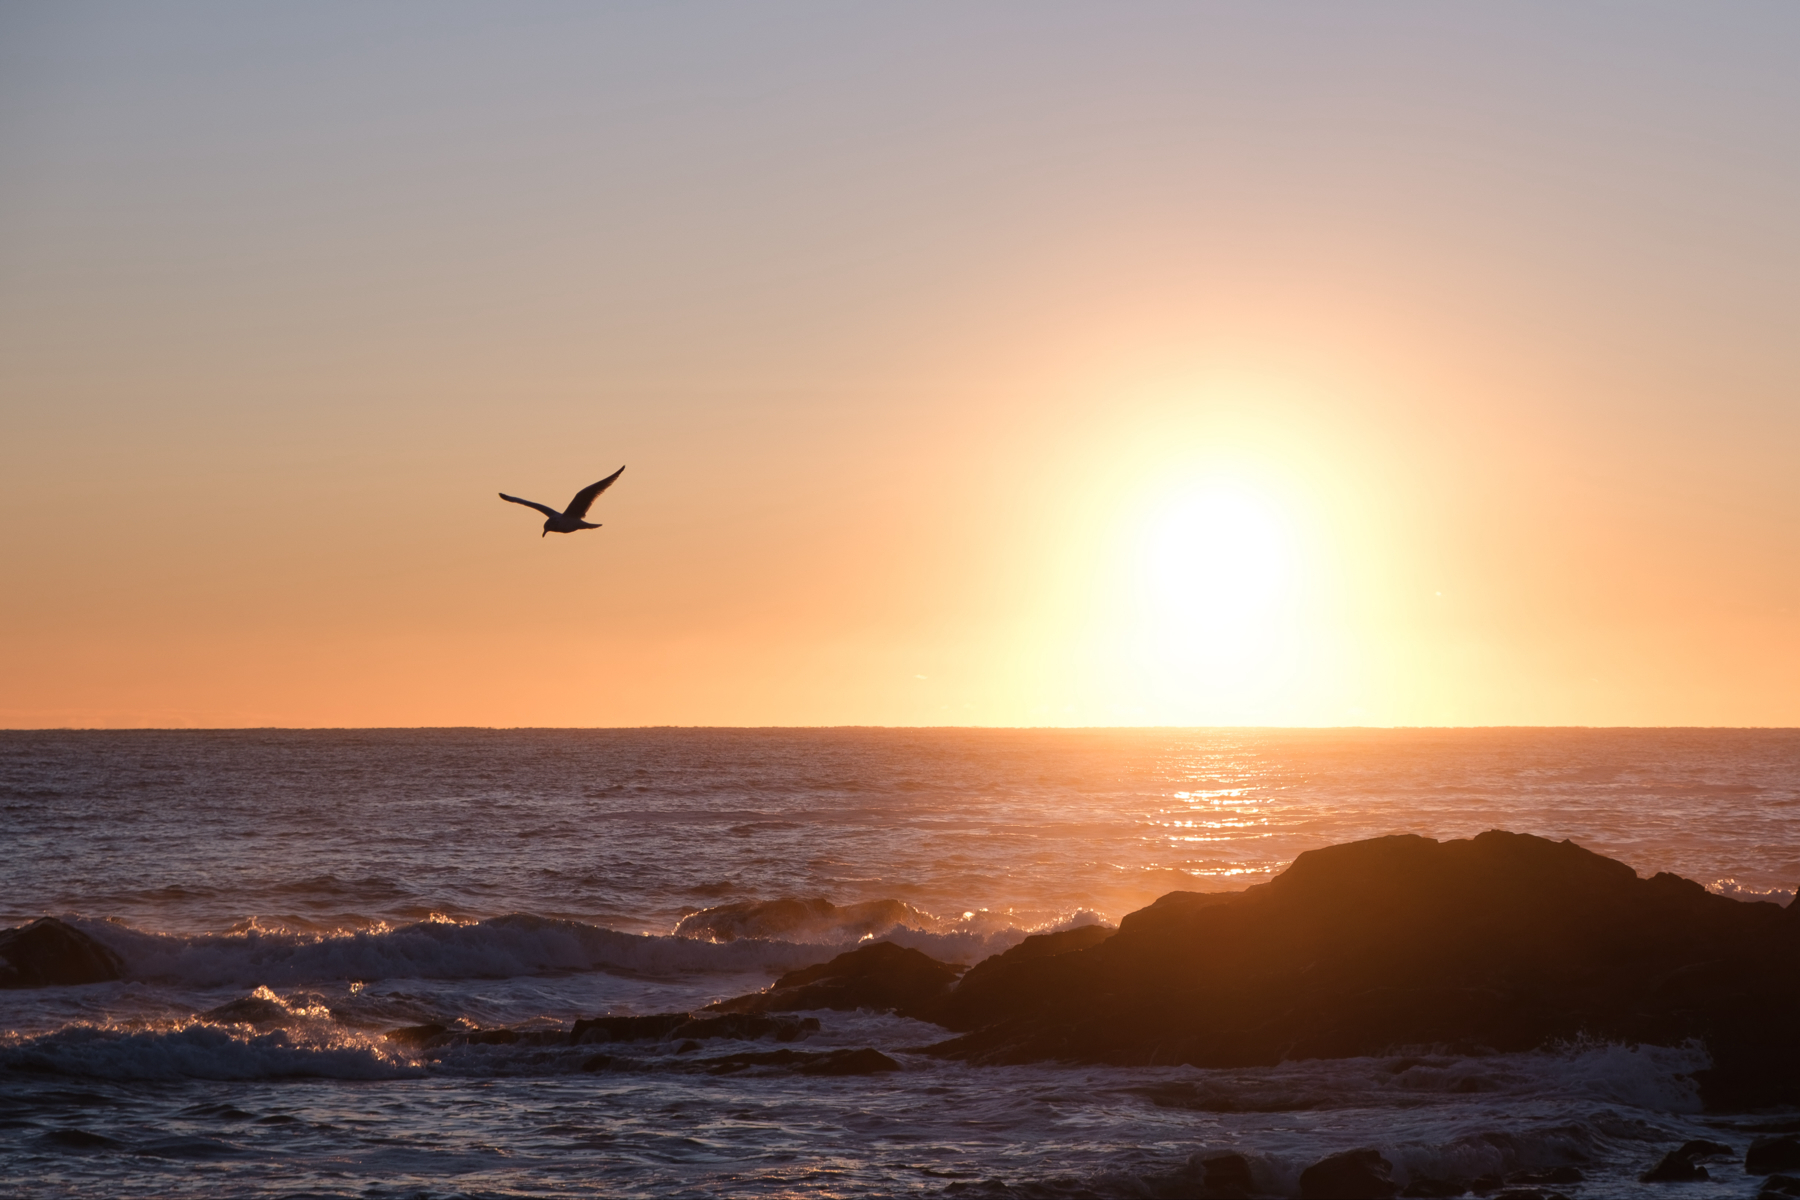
2,727,1797,1197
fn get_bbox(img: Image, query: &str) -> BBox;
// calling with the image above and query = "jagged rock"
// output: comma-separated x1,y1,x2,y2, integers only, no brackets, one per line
706,941,964,1018
1760,1174,1800,1198
1299,1148,1398,1198
912,832,1800,1110
0,917,125,988
1750,1136,1800,1176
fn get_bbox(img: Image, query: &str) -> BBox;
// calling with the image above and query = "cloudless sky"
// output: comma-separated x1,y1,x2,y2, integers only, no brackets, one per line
2,2,1797,727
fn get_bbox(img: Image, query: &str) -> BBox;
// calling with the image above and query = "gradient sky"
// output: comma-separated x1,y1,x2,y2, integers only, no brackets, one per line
3,2,1797,728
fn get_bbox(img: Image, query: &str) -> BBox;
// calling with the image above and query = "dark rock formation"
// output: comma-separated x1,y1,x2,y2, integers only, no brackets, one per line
1642,1139,1732,1181
1761,1175,1800,1198
707,941,963,1018
909,832,1800,1109
1750,1136,1800,1176
1298,1148,1397,1198
928,923,1115,1031
674,896,926,942
0,917,125,988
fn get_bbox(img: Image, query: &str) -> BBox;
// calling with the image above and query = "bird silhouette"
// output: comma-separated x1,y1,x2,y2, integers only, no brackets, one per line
500,466,625,536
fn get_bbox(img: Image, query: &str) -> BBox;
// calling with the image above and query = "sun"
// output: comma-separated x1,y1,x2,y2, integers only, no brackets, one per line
1118,479,1307,701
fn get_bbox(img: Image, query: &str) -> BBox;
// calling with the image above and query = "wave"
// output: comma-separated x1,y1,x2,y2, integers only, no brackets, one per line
0,1022,420,1082
68,908,1107,989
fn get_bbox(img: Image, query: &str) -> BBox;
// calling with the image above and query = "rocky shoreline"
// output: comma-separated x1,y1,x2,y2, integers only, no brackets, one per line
709,831,1800,1113
9,830,1799,1195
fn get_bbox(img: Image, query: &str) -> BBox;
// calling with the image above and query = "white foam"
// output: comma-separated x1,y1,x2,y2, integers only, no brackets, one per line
1709,877,1797,907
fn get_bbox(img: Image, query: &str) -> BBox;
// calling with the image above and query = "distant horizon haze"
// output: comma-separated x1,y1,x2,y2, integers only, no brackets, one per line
2,3,1797,728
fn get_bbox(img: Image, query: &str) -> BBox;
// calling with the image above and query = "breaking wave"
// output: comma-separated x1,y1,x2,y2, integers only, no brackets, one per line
67,907,1107,990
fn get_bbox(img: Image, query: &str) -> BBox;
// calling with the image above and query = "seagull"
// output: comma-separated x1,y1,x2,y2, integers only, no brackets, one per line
499,466,625,536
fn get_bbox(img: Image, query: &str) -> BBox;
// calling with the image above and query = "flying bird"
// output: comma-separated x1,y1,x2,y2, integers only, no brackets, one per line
499,466,625,536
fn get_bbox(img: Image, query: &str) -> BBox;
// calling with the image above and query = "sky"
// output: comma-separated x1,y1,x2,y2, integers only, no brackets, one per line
2,2,1797,729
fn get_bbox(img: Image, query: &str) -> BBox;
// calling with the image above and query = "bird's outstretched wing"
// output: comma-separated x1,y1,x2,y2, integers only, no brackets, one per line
563,466,625,518
499,493,563,520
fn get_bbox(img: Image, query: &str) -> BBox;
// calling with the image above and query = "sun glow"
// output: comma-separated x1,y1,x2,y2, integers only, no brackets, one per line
1058,460,1335,724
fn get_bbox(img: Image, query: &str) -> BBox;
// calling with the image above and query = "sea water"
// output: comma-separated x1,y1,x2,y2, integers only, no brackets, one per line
2,728,1797,1197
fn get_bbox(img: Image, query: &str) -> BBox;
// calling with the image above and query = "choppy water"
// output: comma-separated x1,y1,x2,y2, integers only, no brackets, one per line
3,728,1798,1197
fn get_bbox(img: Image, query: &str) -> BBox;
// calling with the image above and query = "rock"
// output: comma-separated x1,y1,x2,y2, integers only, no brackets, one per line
1639,1151,1708,1182
1197,1152,1255,1198
0,917,125,988
916,832,1800,1109
706,941,964,1018
670,1013,819,1043
388,1012,824,1054
1759,1174,1800,1198
580,1046,900,1076
203,996,294,1026
1749,1136,1800,1176
926,923,1115,1030
674,896,927,942
1299,1148,1398,1199
571,1014,693,1044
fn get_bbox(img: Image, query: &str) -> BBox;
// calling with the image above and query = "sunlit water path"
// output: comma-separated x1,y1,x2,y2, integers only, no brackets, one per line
3,729,1797,1197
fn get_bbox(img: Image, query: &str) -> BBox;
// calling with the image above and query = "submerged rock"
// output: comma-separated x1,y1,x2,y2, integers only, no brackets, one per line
707,941,963,1018
0,917,125,988
908,831,1800,1110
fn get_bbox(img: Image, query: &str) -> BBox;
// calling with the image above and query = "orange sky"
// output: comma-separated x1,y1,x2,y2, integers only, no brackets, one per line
2,3,1797,728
